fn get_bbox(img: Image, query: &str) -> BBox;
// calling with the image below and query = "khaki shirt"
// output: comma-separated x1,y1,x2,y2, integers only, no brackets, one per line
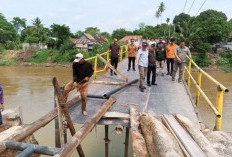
174,46,190,62
127,44,137,57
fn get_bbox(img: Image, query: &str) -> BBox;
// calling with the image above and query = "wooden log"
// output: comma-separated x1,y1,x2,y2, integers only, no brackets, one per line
103,112,130,120
96,54,128,82
0,95,81,155
92,81,138,86
162,114,205,157
52,77,85,157
174,114,218,157
140,113,184,157
54,98,116,157
104,125,109,157
129,106,148,157
124,127,129,157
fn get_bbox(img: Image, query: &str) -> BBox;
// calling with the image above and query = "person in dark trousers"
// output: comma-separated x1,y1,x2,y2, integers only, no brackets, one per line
127,38,137,71
63,53,94,116
147,44,157,86
156,42,166,76
108,38,120,76
0,83,4,125
166,38,177,75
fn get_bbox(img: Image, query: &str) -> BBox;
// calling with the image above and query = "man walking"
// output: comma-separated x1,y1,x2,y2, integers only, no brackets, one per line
172,41,192,83
0,83,4,125
63,53,94,116
127,38,137,71
166,38,176,75
147,44,157,86
108,38,120,76
156,42,166,76
136,42,149,92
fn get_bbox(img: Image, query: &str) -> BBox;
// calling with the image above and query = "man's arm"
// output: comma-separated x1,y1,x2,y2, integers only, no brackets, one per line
174,47,182,62
72,64,78,83
1,91,4,112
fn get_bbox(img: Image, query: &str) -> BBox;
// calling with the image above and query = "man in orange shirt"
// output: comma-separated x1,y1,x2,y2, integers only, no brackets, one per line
166,38,176,75
127,38,137,71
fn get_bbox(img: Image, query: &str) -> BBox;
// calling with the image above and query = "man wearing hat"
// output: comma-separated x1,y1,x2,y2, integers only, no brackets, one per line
136,42,149,92
63,53,94,116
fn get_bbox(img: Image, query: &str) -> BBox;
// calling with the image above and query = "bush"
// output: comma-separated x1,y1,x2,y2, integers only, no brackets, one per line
192,54,211,67
29,49,54,63
25,36,40,43
216,52,232,72
60,39,75,54
0,58,16,65
51,49,80,63
194,42,211,54
5,41,15,50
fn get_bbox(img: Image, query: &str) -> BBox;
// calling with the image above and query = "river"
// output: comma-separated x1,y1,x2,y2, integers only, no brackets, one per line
0,66,231,156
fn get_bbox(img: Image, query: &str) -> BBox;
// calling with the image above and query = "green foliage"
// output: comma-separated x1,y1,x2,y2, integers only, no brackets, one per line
29,49,54,63
173,13,191,32
84,27,100,38
51,49,80,63
60,39,75,54
216,52,232,72
11,17,26,34
192,54,211,67
112,28,133,40
25,36,40,43
194,42,211,54
0,13,17,43
197,9,227,21
0,58,16,65
5,41,15,50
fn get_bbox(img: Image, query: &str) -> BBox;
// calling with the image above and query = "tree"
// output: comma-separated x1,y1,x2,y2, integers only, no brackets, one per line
112,28,133,40
173,13,191,32
73,30,83,38
0,13,17,43
32,17,43,35
155,10,161,25
100,32,111,40
139,22,145,31
158,2,165,24
50,24,71,48
84,27,100,38
166,18,170,37
11,17,26,34
197,9,227,22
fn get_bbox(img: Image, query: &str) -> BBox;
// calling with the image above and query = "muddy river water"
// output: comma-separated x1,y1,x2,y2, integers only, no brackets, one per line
0,66,231,156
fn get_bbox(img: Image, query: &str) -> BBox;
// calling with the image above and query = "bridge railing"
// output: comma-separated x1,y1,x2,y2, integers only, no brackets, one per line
85,45,127,79
183,56,229,130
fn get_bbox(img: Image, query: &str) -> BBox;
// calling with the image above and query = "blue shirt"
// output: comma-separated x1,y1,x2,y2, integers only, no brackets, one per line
137,49,148,67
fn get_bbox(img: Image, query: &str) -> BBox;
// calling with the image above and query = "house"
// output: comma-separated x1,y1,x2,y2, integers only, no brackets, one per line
96,36,108,43
119,35,143,44
71,33,96,52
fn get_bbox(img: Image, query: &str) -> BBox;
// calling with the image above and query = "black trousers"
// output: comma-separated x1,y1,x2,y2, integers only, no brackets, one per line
167,58,174,73
110,56,118,73
147,65,156,84
128,57,135,70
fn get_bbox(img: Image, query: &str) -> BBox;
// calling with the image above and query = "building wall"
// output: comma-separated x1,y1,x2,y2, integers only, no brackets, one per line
79,35,88,40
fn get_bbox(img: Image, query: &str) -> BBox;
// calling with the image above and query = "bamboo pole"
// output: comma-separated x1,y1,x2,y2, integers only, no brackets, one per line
96,54,128,82
104,125,109,157
129,106,148,157
52,77,85,157
54,90,61,148
124,127,129,157
55,98,116,157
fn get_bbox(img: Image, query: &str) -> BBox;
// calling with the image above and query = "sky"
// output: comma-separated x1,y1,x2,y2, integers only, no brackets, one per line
0,0,231,33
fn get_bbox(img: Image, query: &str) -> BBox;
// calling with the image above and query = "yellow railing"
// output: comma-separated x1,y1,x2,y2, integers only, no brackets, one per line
85,45,127,79
184,56,229,130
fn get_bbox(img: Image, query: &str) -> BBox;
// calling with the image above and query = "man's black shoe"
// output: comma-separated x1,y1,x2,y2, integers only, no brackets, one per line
167,72,170,75
114,72,117,75
133,69,136,71
140,88,144,92
141,86,146,89
147,83,151,87
151,83,158,85
127,69,130,71
110,73,113,76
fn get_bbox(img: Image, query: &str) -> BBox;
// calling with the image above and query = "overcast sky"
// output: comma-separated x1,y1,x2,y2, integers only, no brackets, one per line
0,0,231,33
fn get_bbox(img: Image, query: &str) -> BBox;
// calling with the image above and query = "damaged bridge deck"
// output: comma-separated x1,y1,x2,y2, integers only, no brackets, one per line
68,59,200,129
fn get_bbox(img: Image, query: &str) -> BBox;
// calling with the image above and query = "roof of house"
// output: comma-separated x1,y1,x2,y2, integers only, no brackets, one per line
96,36,108,42
71,38,89,44
119,35,143,42
83,33,95,41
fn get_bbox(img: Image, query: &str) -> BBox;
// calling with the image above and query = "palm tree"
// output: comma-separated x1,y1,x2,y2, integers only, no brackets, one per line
158,2,165,24
155,10,161,25
32,17,43,35
166,18,170,37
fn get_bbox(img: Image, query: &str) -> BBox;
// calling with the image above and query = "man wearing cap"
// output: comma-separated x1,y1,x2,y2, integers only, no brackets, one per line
166,38,176,75
136,42,149,92
63,53,94,116
172,41,192,83
108,38,120,76
127,38,137,71
0,83,4,125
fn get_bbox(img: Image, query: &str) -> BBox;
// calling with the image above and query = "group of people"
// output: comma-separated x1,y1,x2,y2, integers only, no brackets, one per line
62,37,192,115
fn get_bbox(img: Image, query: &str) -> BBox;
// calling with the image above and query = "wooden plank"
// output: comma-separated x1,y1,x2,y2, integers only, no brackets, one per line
96,54,128,82
130,106,148,157
55,98,117,157
92,81,138,86
103,112,130,120
163,114,206,157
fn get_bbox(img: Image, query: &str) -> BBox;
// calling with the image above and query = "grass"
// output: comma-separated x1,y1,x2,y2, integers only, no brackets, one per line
29,49,55,63
216,52,232,72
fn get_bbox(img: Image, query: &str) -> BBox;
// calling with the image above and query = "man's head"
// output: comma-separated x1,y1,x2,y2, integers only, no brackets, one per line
130,38,134,44
114,38,118,44
180,41,186,48
150,43,156,51
74,53,84,64
170,38,175,45
142,42,148,50
158,42,163,48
